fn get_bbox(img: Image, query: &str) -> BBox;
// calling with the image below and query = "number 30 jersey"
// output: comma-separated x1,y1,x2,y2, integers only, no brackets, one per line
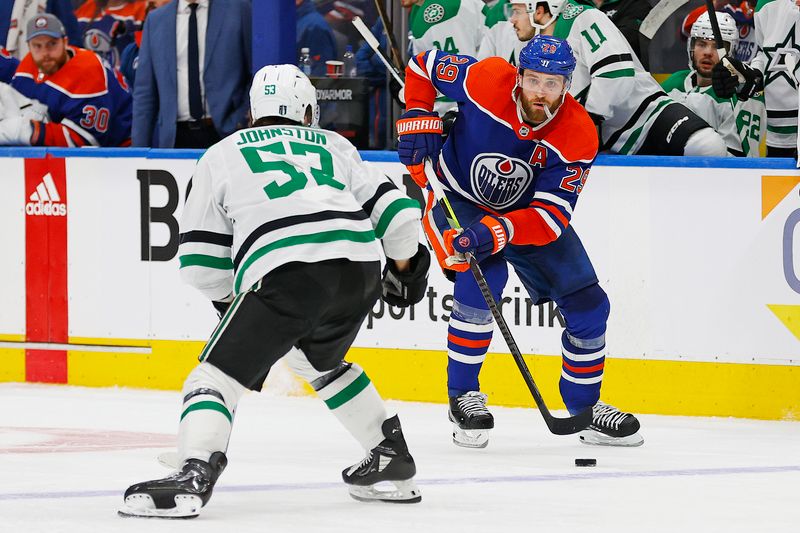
179,126,422,299
11,46,132,147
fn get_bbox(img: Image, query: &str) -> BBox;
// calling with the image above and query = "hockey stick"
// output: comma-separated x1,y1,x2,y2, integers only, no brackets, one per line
423,160,592,436
352,16,405,86
704,0,745,83
639,0,689,40
638,0,690,70
372,0,405,76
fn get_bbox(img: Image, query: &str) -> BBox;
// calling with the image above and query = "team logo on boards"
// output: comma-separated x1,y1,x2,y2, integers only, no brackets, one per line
26,172,66,216
470,154,533,210
423,4,445,24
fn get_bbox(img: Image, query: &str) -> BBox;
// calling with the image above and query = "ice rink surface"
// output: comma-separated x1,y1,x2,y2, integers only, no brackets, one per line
1,382,799,533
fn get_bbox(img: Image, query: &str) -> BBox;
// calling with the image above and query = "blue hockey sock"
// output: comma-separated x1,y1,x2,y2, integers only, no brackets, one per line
446,302,494,397
559,330,605,415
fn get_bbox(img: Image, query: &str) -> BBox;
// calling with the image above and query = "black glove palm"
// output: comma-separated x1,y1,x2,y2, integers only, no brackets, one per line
382,243,431,307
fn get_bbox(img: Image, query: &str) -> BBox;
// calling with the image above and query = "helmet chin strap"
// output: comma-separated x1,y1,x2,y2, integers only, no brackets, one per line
530,12,557,35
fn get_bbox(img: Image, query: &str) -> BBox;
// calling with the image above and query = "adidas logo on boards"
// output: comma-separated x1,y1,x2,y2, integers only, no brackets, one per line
26,173,66,216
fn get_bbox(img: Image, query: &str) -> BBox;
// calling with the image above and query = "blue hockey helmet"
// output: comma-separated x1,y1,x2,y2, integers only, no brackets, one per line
518,35,576,81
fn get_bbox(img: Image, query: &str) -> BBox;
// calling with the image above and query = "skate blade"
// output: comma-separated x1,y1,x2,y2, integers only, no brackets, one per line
452,425,490,449
578,430,644,447
347,479,422,504
118,493,203,519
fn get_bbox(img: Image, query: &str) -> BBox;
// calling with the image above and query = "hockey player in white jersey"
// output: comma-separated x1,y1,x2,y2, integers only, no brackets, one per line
404,0,487,115
506,0,728,156
713,0,799,158
663,11,765,157
477,16,525,65
118,64,429,519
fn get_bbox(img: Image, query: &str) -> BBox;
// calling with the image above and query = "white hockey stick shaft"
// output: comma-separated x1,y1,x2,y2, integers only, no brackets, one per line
352,16,405,87
639,0,689,39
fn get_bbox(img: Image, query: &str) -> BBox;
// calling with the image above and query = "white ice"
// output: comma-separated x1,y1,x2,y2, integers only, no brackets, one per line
1,382,799,533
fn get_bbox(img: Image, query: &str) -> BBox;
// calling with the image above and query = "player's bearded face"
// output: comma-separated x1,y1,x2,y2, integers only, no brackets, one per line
29,36,68,76
518,71,566,123
691,38,721,78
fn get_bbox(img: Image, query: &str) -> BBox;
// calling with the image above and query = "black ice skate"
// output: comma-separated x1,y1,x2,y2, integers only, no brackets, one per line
118,451,227,519
449,391,494,448
342,415,421,503
579,401,644,447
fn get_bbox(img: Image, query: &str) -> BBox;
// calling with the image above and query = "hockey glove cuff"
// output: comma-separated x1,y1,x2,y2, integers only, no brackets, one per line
382,243,431,307
396,109,442,187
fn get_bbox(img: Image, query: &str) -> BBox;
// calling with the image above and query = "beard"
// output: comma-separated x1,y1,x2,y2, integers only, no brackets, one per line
35,52,67,75
520,96,559,124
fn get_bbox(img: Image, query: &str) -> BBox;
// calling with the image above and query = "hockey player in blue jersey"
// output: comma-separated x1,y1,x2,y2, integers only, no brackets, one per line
0,14,131,147
397,35,644,448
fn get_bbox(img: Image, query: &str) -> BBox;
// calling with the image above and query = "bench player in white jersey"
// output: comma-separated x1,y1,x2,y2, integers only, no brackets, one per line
118,64,430,518
404,0,487,115
714,0,800,158
663,11,765,157
506,0,728,156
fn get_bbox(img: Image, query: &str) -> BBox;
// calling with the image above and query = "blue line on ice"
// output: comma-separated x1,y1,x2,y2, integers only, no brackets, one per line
2,465,799,501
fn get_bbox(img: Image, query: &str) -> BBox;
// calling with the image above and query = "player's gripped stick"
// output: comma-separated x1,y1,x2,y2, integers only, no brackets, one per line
704,0,745,84
352,16,405,87
422,159,593,436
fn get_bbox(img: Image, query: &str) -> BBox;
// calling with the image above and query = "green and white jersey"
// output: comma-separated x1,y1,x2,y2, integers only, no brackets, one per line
477,21,524,66
750,0,800,149
179,126,422,299
661,69,765,157
409,0,486,114
553,0,673,154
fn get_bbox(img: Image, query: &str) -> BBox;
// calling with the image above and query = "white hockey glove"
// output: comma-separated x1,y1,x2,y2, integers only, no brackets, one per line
0,83,48,122
0,116,34,145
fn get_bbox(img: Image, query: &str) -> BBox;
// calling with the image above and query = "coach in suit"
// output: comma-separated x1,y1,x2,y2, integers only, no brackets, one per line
133,0,252,148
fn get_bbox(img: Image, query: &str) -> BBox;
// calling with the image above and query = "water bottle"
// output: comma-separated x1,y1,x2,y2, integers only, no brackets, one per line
343,45,357,77
299,47,312,76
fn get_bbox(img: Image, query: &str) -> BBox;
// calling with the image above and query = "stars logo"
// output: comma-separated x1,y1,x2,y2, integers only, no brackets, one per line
762,29,800,87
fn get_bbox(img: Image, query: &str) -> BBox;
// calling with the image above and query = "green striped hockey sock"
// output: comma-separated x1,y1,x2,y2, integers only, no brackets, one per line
285,349,386,450
178,362,246,463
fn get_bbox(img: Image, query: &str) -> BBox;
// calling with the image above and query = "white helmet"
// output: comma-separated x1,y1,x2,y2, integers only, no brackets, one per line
249,64,319,126
506,1,565,34
688,11,738,68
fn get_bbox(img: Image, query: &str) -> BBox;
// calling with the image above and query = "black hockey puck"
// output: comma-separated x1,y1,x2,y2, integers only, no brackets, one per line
575,458,596,467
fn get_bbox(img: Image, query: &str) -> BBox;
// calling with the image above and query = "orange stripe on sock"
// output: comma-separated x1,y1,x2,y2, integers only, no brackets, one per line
448,333,491,349
562,361,605,374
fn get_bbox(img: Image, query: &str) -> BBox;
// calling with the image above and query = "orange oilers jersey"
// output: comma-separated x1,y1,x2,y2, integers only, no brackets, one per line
12,46,132,147
405,50,598,246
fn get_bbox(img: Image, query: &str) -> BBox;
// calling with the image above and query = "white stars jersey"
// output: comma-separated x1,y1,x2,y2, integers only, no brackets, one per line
179,125,422,299
408,0,487,114
553,0,674,154
476,21,525,66
662,69,765,157
749,0,800,149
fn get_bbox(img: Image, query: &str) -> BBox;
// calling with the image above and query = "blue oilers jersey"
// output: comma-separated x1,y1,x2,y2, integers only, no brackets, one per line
405,50,599,246
12,46,132,147
75,0,147,69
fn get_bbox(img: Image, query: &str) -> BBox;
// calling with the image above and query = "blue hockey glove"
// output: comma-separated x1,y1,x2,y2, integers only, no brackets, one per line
396,109,442,187
444,215,511,265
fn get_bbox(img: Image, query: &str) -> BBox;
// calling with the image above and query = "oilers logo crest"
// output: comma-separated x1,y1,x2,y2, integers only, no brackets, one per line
470,154,533,210
83,29,118,69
